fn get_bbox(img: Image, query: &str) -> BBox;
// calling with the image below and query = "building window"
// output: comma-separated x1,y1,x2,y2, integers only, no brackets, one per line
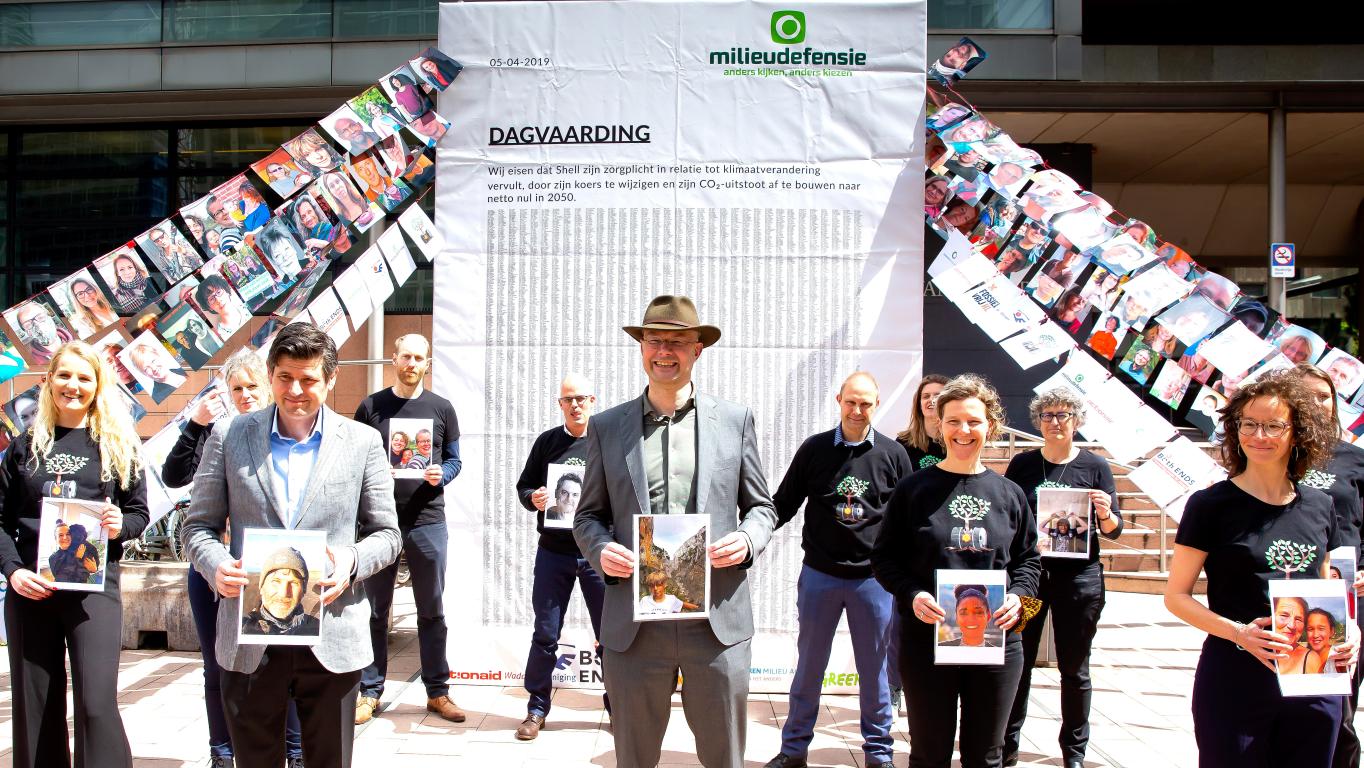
333,0,437,39
163,0,332,44
0,2,161,48
928,0,1053,31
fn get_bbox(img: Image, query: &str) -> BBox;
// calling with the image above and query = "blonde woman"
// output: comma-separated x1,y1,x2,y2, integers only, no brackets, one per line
160,349,303,766
68,277,119,334
0,341,149,768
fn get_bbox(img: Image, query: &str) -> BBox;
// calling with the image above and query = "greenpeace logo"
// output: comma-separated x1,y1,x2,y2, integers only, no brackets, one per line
710,10,868,68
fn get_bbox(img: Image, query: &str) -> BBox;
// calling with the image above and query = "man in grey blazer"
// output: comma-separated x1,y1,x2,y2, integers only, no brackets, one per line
183,322,401,768
574,295,778,768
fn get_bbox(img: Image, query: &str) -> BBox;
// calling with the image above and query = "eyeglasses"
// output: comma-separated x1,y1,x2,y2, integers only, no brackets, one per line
1038,412,1073,423
558,395,592,406
643,338,696,351
74,288,97,299
1238,419,1290,438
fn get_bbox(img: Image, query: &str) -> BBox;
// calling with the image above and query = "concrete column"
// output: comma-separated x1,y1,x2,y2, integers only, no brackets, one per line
1269,106,1287,314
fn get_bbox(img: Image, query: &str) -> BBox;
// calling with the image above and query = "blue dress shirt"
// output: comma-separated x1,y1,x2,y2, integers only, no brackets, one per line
269,406,324,528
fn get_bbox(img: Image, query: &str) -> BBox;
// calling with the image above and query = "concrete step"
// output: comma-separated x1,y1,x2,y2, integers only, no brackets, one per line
1100,527,1175,550
1100,548,1166,572
1105,570,1205,595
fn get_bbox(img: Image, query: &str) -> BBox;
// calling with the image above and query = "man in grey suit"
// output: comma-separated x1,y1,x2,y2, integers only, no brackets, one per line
183,322,401,768
574,295,778,768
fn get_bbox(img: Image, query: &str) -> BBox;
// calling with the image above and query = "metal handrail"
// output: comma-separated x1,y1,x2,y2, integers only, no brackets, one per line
995,425,1169,572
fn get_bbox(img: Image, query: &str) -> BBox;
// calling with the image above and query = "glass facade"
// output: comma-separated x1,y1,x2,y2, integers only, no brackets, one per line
927,0,1052,30
0,123,432,313
0,0,440,48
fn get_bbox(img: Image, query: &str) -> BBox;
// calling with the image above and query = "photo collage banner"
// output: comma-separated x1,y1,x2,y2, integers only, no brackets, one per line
922,39,1363,517
0,47,462,521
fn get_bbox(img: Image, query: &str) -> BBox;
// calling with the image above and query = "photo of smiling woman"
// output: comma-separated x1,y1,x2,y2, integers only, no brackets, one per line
0,340,148,768
194,275,250,341
1165,369,1354,765
872,374,1039,768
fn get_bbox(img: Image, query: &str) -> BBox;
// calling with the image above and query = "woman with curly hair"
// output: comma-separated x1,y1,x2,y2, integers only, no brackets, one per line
1166,369,1355,766
873,374,1040,768
0,341,149,768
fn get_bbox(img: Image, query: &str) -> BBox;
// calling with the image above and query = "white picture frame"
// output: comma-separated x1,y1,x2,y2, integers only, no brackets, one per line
633,514,709,623
935,568,1007,666
1270,577,1352,697
238,527,329,646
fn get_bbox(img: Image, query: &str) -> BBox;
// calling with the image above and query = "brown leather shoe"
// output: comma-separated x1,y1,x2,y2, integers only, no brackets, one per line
515,713,545,740
354,695,379,725
426,694,467,722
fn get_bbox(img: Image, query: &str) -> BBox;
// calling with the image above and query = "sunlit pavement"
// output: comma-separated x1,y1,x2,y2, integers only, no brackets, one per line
0,590,1213,767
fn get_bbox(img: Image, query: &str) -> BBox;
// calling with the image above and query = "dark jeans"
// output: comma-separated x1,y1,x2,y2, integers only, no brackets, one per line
6,583,132,768
361,521,451,698
902,628,1024,768
524,544,606,717
1333,596,1364,768
780,564,894,762
222,646,362,768
1004,562,1104,761
188,565,302,758
1193,636,1341,766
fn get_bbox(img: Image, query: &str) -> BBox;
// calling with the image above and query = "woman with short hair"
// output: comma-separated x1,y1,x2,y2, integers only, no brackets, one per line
873,373,1040,768
1002,387,1121,768
0,341,149,768
1166,369,1354,765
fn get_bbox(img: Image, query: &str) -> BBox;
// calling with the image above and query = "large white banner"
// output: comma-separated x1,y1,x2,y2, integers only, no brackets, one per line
433,0,925,693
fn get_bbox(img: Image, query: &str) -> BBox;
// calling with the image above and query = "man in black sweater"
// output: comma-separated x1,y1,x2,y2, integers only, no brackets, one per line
352,334,465,726
764,372,910,768
513,373,607,741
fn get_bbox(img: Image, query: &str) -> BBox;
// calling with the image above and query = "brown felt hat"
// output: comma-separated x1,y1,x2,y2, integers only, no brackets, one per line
623,295,721,348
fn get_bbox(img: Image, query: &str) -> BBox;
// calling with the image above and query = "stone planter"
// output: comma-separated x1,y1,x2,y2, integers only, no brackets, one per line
120,561,200,651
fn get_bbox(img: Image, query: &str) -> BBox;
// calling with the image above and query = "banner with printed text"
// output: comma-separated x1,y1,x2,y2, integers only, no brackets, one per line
433,0,926,693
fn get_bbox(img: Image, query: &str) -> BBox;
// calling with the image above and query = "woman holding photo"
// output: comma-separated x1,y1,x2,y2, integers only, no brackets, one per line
0,341,148,768
160,349,304,768
1292,362,1364,766
69,277,118,332
872,374,1040,768
1166,369,1354,765
1002,388,1121,768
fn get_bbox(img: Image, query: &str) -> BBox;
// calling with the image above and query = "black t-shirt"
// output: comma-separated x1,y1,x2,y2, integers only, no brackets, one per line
773,428,911,579
1176,479,1341,627
871,466,1041,643
0,428,150,585
353,388,461,530
515,426,589,555
900,437,946,473
1301,441,1364,556
1004,448,1121,569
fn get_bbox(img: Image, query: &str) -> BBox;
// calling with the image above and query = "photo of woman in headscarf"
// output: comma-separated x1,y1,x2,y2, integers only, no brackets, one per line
45,519,100,585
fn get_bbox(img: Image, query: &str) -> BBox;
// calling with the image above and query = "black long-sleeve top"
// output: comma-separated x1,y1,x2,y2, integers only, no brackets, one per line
161,420,211,488
516,425,589,555
0,428,149,584
773,428,910,579
1004,448,1121,570
1305,441,1364,558
872,465,1040,618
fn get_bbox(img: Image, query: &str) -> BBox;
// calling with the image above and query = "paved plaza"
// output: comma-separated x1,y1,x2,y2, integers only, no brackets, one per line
0,589,1221,767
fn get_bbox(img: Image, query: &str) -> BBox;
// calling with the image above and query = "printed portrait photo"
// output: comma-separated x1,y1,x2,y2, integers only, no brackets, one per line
388,417,435,480
1153,293,1230,349
315,173,380,233
89,329,140,394
280,189,341,264
3,384,41,437
283,128,345,178
250,147,312,199
136,221,204,283
346,153,412,213
1150,362,1192,410
47,269,117,339
321,103,380,157
376,132,411,178
211,174,271,235
1036,488,1091,559
1270,578,1352,696
212,244,283,311
543,463,584,531
1051,205,1117,254
1118,341,1159,387
4,299,75,366
1085,312,1127,360
155,302,221,371
93,246,158,315
409,47,463,92
1194,271,1240,311
118,331,187,404
926,102,973,133
1087,233,1157,277
935,569,1006,665
1271,324,1327,366
407,110,452,149
250,217,307,281
180,192,243,259
1318,349,1364,401
380,65,432,123
634,514,709,622
192,272,251,341
929,36,986,87
37,498,109,592
238,527,328,646
348,86,406,140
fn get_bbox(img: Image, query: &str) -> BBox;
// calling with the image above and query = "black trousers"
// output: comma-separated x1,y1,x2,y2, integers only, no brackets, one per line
902,627,1024,768
1193,636,1341,766
1004,562,1105,760
1333,597,1364,768
221,646,362,768
4,583,132,768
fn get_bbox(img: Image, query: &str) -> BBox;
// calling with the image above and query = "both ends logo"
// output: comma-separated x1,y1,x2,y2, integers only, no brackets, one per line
771,10,806,45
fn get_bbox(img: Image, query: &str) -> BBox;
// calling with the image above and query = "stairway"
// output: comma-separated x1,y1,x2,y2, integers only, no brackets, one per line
984,440,1206,595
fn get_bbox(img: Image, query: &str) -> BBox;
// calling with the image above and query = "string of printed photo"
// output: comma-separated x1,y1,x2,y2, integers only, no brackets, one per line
921,38,1362,515
0,47,462,519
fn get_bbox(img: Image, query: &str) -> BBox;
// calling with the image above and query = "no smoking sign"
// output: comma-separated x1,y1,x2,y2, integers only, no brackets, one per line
1270,242,1295,278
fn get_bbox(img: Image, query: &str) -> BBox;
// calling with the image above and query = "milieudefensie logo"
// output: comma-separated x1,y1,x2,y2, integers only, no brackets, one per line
710,9,868,68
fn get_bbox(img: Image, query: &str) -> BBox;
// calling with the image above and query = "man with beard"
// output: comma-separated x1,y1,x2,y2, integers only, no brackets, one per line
242,548,319,636
14,301,73,366
352,334,465,725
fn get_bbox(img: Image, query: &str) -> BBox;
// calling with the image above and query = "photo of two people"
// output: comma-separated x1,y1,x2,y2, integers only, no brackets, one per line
388,418,434,479
36,498,110,592
1269,578,1353,697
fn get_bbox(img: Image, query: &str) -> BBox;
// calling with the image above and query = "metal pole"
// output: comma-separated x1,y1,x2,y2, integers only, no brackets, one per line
366,224,388,395
1269,106,1288,314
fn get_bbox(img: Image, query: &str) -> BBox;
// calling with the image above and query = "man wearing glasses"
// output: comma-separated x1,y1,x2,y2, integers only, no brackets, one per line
14,300,73,366
513,373,607,740
352,334,466,726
